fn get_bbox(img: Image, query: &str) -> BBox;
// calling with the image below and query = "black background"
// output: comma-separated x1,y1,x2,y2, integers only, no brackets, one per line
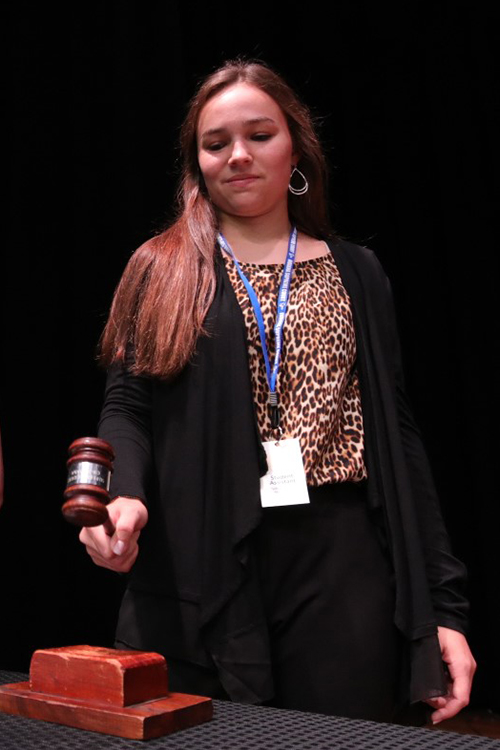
3,1,498,710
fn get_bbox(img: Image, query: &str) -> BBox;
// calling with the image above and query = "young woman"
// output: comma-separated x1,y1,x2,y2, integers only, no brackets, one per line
79,60,475,723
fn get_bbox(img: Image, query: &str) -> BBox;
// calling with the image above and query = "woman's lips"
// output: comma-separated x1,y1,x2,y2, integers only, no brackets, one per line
225,175,259,187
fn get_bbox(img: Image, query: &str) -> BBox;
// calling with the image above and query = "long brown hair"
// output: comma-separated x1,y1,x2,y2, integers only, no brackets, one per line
101,60,332,379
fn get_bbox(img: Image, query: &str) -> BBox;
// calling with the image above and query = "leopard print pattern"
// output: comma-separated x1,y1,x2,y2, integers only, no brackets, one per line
223,250,367,485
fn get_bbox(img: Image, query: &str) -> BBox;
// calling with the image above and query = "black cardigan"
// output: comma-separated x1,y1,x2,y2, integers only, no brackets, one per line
98,238,469,705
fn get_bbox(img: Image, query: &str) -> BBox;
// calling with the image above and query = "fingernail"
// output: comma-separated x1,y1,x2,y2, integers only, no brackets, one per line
113,540,126,555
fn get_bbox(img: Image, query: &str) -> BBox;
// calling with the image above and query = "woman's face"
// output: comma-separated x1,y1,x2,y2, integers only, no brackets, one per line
197,83,296,222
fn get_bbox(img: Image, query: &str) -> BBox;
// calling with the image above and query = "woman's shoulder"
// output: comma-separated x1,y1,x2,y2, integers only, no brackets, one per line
327,236,381,267
326,236,389,289
325,236,398,336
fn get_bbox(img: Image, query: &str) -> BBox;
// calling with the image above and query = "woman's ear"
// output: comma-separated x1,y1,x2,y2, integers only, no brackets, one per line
291,148,301,169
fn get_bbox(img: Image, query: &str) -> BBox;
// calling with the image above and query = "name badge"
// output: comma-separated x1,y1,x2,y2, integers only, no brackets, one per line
260,438,310,507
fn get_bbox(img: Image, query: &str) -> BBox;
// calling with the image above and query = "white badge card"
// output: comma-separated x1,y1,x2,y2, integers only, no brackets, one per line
260,438,310,507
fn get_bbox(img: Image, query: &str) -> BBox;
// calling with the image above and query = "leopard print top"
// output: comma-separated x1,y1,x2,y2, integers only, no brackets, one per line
222,250,368,485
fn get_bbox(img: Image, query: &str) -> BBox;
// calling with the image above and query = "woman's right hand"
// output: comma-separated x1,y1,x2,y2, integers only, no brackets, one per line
79,496,148,573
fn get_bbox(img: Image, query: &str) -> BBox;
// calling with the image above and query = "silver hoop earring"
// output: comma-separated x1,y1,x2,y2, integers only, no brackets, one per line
288,166,309,196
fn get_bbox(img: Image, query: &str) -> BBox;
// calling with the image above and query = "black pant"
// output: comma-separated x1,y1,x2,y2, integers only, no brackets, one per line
255,482,400,721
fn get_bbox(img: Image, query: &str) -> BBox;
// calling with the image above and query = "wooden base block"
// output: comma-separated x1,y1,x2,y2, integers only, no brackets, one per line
0,647,212,740
30,646,169,707
0,680,213,740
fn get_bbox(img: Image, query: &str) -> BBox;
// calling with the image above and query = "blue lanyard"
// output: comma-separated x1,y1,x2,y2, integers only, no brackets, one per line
217,227,298,430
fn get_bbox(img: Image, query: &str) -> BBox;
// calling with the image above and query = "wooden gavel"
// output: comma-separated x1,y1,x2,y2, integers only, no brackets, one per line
62,437,115,527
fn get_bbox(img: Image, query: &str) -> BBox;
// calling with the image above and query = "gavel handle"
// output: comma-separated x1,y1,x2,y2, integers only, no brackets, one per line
103,516,116,536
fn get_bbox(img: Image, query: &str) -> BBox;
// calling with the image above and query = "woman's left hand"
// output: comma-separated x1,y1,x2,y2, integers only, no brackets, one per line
425,626,477,724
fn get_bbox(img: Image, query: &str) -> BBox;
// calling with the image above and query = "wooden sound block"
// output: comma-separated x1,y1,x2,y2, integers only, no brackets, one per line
30,645,169,706
0,646,213,740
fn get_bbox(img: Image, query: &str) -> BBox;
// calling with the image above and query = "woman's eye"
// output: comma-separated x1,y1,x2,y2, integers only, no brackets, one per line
251,133,272,141
205,142,226,152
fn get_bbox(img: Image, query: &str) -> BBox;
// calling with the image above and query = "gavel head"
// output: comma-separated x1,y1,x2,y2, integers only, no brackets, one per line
62,437,115,527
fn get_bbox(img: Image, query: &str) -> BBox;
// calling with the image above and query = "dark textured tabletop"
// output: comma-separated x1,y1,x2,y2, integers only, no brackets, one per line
1,671,498,749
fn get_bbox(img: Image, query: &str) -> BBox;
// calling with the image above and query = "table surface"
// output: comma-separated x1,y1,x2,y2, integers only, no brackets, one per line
1,671,499,749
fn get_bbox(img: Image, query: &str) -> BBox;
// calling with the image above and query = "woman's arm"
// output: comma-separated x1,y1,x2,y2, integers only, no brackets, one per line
79,361,153,572
387,287,469,634
98,359,154,502
383,274,476,718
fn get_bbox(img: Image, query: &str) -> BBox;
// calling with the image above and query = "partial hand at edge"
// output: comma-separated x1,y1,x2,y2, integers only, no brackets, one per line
79,496,148,573
425,626,477,724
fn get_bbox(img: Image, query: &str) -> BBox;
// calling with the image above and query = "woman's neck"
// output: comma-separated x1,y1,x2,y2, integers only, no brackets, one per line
218,212,328,265
218,212,293,264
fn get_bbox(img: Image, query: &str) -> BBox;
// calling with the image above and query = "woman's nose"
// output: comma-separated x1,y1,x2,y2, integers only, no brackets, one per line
228,140,252,165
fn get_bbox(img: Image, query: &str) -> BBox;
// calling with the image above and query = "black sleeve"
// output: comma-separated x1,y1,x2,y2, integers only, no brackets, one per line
98,361,154,507
384,275,469,634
